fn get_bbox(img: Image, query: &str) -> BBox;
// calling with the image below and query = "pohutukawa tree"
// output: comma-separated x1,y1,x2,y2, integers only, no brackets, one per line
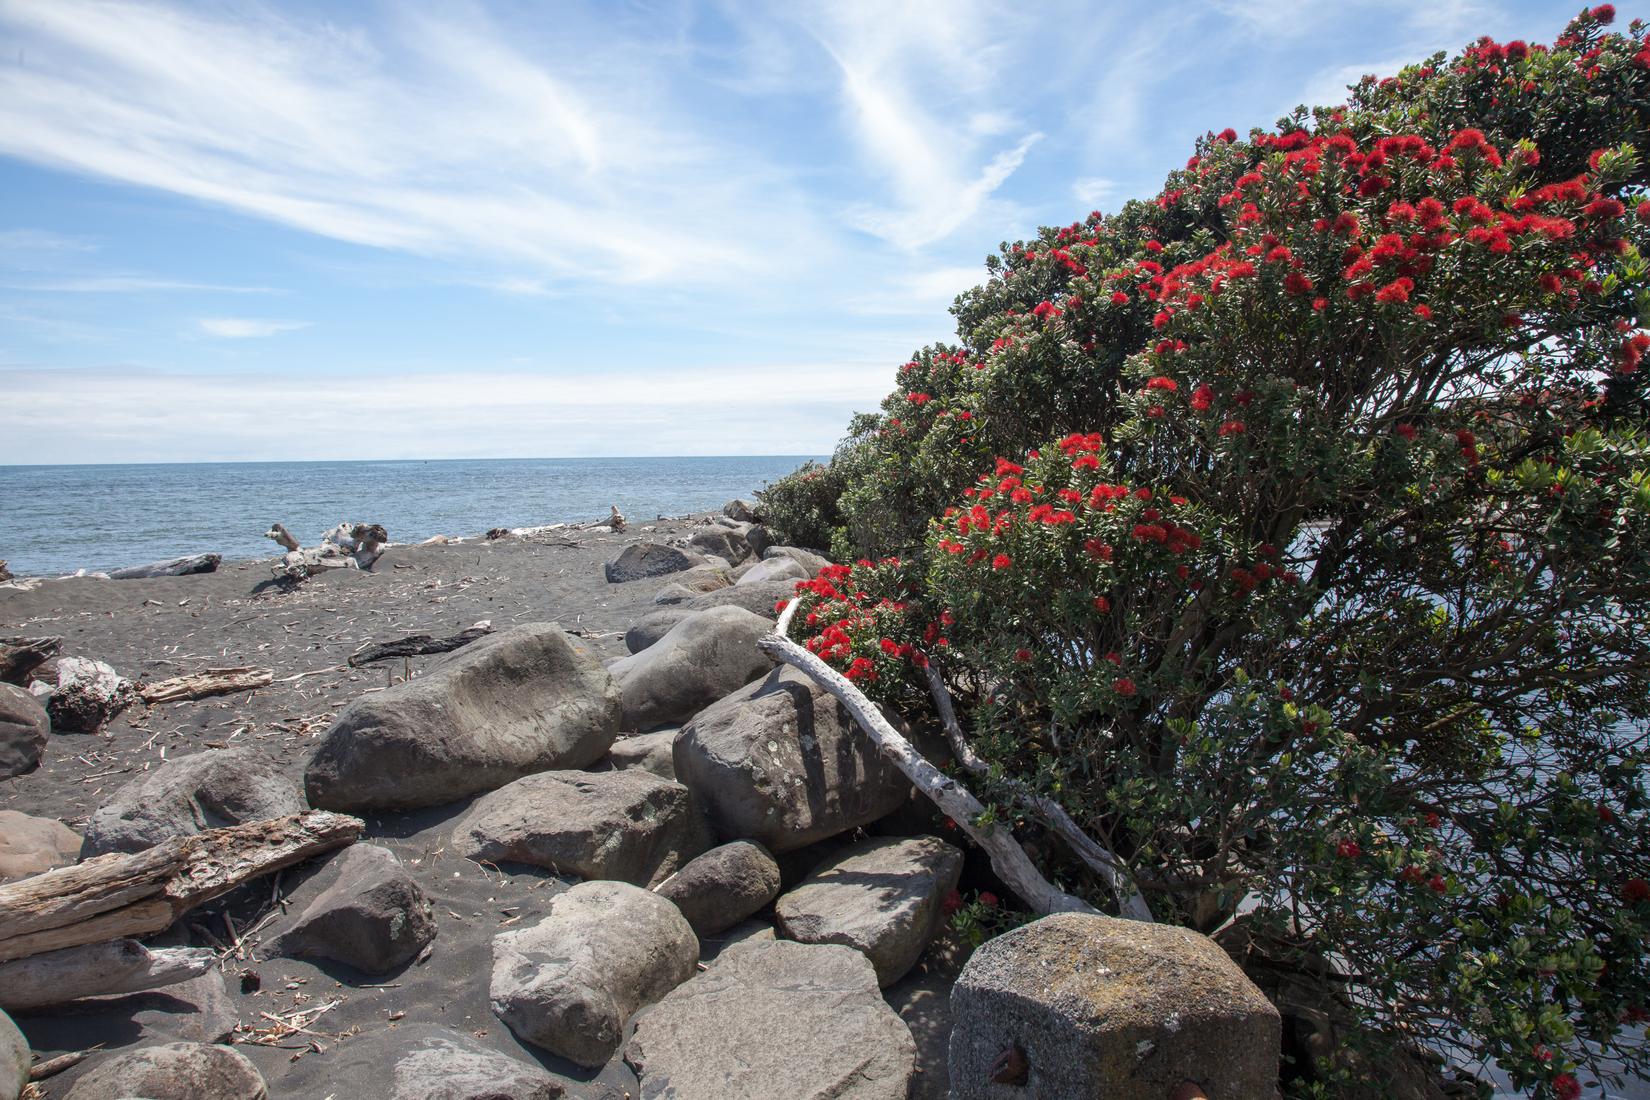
764,8,1650,1098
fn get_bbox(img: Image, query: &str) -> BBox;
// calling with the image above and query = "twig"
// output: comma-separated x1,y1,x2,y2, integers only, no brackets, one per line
29,1046,102,1081
758,600,1094,916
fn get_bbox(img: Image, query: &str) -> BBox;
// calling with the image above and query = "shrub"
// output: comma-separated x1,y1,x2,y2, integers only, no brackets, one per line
786,8,1650,1096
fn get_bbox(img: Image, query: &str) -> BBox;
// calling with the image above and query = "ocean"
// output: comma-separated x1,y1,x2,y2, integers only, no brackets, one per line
0,456,820,577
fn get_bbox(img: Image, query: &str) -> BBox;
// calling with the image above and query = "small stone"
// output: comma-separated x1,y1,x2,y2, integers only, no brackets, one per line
0,810,81,883
655,840,782,937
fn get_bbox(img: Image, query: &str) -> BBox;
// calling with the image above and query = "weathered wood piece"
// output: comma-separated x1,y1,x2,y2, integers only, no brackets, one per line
138,667,274,705
107,554,221,580
0,810,363,961
0,636,61,685
264,523,300,552
0,938,216,1010
758,601,1096,917
346,623,494,667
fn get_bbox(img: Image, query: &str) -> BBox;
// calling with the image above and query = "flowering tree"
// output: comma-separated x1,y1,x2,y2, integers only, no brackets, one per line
766,8,1650,1097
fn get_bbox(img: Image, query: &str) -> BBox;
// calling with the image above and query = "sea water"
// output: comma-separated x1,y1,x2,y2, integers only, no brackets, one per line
0,456,820,576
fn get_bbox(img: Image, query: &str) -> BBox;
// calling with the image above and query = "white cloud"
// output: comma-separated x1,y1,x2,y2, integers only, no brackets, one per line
1071,177,1116,208
4,276,273,293
0,363,892,463
0,228,97,255
0,0,817,288
197,318,309,338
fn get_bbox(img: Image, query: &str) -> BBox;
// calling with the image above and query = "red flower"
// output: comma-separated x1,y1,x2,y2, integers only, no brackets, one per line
1624,877,1650,903
1110,290,1130,305
992,553,1012,571
1585,196,1626,220
1217,127,1237,143
1638,200,1650,224
1113,677,1137,696
1145,376,1178,392
1219,420,1246,437
978,891,999,908
1014,648,1032,663
1553,1074,1581,1100
1190,384,1214,412
941,889,963,914
1336,839,1362,859
1590,3,1615,23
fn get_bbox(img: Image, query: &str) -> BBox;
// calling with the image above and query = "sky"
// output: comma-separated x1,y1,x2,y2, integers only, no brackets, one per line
0,0,1581,464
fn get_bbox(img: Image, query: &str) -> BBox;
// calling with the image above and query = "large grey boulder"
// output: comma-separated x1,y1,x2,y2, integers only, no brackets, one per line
734,557,808,587
676,578,796,618
605,542,705,583
0,684,47,779
655,840,781,937
0,1009,24,1100
651,567,731,602
608,607,776,731
744,524,774,558
306,623,620,811
774,835,963,986
491,880,698,1067
687,526,750,565
19,972,239,1049
81,748,305,858
674,667,915,852
948,912,1282,1099
283,1024,572,1100
723,499,762,523
0,810,79,883
63,1041,268,1100
264,844,435,974
761,545,831,575
602,729,678,779
624,609,692,654
626,939,915,1099
454,769,709,887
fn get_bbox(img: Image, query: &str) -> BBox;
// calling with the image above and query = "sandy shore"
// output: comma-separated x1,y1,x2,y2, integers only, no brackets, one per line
1,513,954,1099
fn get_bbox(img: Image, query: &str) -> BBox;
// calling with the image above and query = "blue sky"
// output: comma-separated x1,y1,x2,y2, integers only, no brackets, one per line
0,0,1579,464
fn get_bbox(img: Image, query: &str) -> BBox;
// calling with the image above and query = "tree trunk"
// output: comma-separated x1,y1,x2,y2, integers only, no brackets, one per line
0,810,363,961
0,939,217,1010
107,554,221,580
0,636,60,686
139,668,274,704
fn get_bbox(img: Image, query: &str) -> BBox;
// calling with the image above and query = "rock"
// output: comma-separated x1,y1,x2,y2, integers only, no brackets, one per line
306,623,620,812
624,609,693,654
491,880,697,1067
654,566,732,601
264,844,435,974
63,1041,268,1100
947,912,1282,1099
774,836,962,986
604,542,705,584
19,973,238,1049
885,961,959,1100
655,840,781,937
283,1024,571,1100
699,919,777,966
0,810,81,882
608,606,776,731
674,666,916,852
81,748,305,858
723,499,762,523
0,685,48,779
678,578,796,618
602,729,678,779
36,657,133,734
733,557,808,587
744,524,773,558
0,1009,23,1100
761,545,831,575
625,940,915,1099
454,769,709,886
688,527,749,565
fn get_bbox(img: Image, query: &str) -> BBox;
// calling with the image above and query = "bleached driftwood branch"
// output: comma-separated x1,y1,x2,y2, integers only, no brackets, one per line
139,667,273,704
108,554,221,580
922,663,1153,921
0,938,217,1010
0,810,363,961
757,600,1095,916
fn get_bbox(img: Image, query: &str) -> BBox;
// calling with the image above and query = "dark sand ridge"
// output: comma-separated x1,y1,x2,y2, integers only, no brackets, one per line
0,515,954,1099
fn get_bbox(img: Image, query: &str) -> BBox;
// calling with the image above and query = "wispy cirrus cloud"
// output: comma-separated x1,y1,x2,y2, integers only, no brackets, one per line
3,276,273,293
197,318,309,339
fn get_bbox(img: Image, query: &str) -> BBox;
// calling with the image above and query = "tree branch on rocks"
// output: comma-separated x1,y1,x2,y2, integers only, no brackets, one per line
347,622,493,667
757,600,1095,916
921,663,1152,921
0,810,363,961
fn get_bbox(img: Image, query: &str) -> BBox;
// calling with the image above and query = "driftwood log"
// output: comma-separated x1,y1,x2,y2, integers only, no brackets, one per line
0,939,216,1010
0,810,363,962
139,667,273,705
264,523,300,552
758,601,1097,917
107,554,221,580
0,635,61,685
347,623,493,667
